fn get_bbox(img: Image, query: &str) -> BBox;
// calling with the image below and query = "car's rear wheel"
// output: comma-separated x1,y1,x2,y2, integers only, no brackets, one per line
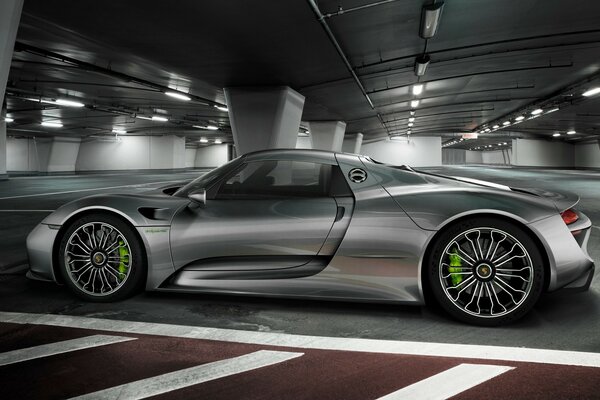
428,217,544,326
58,213,145,302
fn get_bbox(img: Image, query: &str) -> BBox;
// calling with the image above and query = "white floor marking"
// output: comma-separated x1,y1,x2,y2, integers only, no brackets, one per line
0,180,185,200
70,350,303,400
0,334,136,367
2,312,600,368
376,363,514,400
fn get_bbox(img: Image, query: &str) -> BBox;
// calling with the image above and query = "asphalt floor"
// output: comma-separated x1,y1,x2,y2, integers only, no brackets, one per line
0,165,598,354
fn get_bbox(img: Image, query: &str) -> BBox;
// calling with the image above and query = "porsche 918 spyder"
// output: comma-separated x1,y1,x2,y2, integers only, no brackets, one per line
26,149,595,325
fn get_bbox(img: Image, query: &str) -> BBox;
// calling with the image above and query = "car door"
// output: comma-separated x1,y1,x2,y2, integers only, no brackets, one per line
169,159,341,278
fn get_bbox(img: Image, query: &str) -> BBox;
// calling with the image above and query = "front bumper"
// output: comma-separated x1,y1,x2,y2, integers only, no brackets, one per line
26,223,59,282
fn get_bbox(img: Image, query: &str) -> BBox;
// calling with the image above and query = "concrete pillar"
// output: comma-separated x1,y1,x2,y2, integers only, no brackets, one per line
342,132,363,154
308,121,346,152
47,137,81,173
224,86,305,155
0,0,24,179
295,135,313,149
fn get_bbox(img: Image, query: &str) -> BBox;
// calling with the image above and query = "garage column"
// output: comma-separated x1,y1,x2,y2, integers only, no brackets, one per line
0,0,24,180
342,133,363,154
308,121,346,152
224,86,305,155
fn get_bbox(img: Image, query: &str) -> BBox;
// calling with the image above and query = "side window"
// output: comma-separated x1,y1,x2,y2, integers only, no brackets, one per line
216,160,338,198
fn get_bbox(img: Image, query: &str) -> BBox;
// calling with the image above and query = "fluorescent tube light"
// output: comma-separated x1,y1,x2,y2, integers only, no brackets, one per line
112,128,127,134
55,98,85,107
165,91,191,101
553,133,561,137
408,117,415,122
41,121,63,128
214,138,223,144
567,130,576,135
502,121,510,126
410,100,420,108
4,117,14,123
410,110,416,116
412,84,424,95
214,105,229,112
199,138,208,143
546,107,559,114
151,115,168,122
582,87,600,97
492,125,499,129
408,122,414,127
531,109,543,115
515,115,525,121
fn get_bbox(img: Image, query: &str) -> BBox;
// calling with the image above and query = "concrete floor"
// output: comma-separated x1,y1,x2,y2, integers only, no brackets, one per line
0,166,598,353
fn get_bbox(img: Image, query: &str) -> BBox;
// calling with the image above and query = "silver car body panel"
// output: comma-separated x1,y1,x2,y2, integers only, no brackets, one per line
26,148,595,303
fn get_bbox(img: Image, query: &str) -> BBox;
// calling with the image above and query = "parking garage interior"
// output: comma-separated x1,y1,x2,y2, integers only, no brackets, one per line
1,1,600,399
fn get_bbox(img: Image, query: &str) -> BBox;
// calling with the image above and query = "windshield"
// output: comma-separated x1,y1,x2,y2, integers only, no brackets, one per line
174,156,243,197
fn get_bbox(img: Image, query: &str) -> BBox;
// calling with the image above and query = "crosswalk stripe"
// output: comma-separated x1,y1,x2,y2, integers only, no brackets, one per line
376,363,514,400
0,335,136,367
70,350,303,400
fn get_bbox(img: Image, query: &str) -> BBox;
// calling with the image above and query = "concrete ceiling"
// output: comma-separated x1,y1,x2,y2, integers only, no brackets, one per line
5,0,600,149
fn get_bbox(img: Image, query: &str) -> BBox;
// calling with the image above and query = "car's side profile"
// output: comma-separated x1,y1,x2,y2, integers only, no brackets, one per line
27,149,595,326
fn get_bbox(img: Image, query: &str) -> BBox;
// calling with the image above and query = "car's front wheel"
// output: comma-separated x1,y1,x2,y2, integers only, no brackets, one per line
58,213,146,302
428,217,544,326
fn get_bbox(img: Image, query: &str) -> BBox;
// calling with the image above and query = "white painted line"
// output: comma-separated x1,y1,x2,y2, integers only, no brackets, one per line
0,180,184,200
70,350,303,400
377,363,514,400
0,334,136,367
1,312,599,368
0,210,54,212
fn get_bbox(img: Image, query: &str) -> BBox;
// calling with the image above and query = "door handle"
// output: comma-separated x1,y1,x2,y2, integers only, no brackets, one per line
335,206,345,222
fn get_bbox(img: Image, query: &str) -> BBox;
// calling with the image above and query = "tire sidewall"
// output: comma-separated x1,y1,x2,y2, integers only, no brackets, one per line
58,213,146,302
428,217,544,326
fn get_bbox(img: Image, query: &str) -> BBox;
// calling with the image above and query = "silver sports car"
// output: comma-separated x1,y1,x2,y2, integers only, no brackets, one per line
26,149,595,326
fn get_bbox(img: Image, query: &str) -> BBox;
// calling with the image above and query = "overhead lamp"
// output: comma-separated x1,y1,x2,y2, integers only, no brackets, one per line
515,115,525,121
199,138,208,143
214,138,223,144
41,121,63,128
4,117,14,123
503,142,507,145
419,2,444,39
151,115,168,122
165,91,191,101
546,107,559,114
553,133,561,137
55,98,85,108
412,84,424,95
410,110,416,116
408,117,415,122
582,87,600,97
410,99,420,108
193,124,219,130
214,105,229,112
408,122,414,127
567,130,576,135
502,121,511,126
407,130,411,134
484,128,491,133
531,108,543,115
136,115,153,120
112,128,127,134
492,125,499,129
414,54,430,77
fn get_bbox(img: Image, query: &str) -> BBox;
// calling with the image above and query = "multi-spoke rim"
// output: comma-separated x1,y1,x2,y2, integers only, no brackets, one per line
64,222,132,296
439,227,534,318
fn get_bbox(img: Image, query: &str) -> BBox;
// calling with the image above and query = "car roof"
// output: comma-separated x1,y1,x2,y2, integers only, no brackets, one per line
242,148,341,165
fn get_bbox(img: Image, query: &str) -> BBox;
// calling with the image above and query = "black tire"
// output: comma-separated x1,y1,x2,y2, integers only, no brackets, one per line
58,213,146,302
428,217,544,326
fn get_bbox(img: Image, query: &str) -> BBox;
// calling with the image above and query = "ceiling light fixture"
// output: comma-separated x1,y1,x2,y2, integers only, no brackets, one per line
151,115,168,122
567,130,576,135
546,107,559,114
582,87,600,97
112,128,127,134
531,108,543,115
214,105,229,112
410,110,416,116
515,115,525,121
41,121,63,128
412,84,424,95
165,91,191,101
492,125,499,129
136,115,153,120
408,117,415,122
410,99,420,108
414,54,430,76
199,138,208,143
193,124,219,130
408,122,414,127
407,130,411,134
4,117,14,123
502,121,510,126
214,138,223,144
419,2,445,39
553,133,561,137
55,98,85,108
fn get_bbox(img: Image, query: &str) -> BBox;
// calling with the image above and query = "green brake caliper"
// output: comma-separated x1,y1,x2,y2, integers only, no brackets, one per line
448,248,463,286
118,241,129,281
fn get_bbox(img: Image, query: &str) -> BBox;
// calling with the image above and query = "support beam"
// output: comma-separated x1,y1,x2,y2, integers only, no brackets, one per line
224,87,305,155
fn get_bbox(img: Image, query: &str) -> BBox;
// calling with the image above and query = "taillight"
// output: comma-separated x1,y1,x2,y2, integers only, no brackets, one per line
561,209,579,225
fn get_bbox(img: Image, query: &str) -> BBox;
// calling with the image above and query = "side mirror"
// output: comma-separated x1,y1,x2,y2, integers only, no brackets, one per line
188,189,206,206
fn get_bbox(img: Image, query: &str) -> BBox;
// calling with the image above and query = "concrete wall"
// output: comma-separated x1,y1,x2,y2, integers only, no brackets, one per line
47,137,81,172
76,135,186,171
512,138,574,167
361,136,442,167
482,149,511,165
7,137,65,172
195,144,228,168
465,150,483,164
185,148,197,168
574,141,600,168
442,149,466,165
